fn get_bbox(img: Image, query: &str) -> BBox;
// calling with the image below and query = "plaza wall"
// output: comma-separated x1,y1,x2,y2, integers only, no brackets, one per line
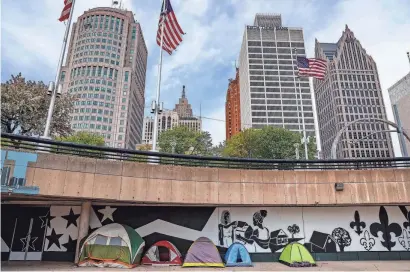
2,204,410,262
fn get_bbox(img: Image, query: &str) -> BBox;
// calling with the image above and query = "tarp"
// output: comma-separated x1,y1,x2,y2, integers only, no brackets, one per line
78,223,145,268
183,237,224,267
279,242,316,267
224,243,252,267
141,240,182,266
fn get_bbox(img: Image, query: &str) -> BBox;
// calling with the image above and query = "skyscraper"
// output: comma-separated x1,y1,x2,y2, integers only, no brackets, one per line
173,85,201,131
314,25,393,159
238,14,315,139
141,86,201,147
226,68,241,140
388,72,410,156
174,85,193,118
60,7,148,149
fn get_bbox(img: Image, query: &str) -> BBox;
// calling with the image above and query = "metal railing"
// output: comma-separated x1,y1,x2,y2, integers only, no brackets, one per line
1,133,410,170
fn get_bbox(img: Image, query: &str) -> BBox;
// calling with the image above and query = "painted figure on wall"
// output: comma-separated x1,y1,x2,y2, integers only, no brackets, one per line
218,210,235,247
235,210,270,252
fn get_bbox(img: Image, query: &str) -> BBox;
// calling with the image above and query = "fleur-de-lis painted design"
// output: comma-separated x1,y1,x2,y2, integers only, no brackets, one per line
360,230,375,251
398,229,410,251
399,206,410,230
370,206,402,251
350,210,366,235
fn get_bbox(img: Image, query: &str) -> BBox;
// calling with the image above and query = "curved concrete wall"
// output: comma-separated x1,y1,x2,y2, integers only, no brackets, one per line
3,151,410,205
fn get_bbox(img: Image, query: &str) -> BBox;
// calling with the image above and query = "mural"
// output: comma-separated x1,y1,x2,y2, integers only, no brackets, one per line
1,205,410,261
1,150,38,194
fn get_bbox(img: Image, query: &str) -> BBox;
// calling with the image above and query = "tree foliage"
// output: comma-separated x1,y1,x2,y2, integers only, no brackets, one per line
158,126,213,155
137,144,152,151
55,131,105,146
223,126,317,159
1,73,75,137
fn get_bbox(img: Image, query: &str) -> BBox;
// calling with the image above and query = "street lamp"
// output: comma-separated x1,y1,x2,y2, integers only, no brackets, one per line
170,140,176,154
293,143,300,160
42,81,62,139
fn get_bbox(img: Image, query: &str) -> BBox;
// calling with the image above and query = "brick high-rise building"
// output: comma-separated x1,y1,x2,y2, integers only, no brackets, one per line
225,68,241,140
314,25,393,159
238,14,316,139
60,7,148,149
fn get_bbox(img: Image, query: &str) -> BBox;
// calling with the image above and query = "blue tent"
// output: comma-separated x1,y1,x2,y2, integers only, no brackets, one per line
224,243,252,267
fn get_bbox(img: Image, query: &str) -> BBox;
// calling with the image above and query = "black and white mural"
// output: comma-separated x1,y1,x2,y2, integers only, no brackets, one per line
1,205,410,261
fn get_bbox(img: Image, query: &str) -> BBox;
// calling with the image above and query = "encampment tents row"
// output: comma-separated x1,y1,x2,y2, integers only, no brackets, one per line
77,223,315,268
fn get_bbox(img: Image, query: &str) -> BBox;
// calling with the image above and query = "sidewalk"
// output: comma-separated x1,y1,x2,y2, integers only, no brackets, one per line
2,261,410,271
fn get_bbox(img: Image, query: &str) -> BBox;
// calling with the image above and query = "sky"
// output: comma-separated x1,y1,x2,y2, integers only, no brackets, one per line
1,0,410,153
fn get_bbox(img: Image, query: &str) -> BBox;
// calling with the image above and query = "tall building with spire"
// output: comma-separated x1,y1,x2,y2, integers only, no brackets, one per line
314,25,393,159
174,85,193,117
141,85,201,146
226,68,241,140
60,7,148,149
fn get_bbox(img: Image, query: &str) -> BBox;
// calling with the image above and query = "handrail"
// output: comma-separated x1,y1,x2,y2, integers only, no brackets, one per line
1,133,409,170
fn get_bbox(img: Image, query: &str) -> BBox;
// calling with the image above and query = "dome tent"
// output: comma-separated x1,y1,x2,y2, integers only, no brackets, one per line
224,243,252,267
279,242,316,267
141,240,182,266
78,223,145,268
182,237,224,267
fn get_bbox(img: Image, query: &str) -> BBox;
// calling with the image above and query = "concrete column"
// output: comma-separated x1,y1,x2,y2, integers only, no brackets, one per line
74,201,91,264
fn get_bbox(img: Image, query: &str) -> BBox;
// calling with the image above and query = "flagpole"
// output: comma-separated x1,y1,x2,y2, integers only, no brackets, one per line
151,6,166,151
294,48,309,160
43,0,76,138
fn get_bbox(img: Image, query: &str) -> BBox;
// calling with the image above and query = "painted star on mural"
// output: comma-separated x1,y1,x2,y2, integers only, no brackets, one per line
98,206,117,223
46,228,63,250
20,236,38,251
62,235,77,252
39,211,55,229
62,208,80,228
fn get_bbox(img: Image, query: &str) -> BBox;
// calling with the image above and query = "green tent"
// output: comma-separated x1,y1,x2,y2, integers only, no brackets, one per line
279,243,316,267
78,223,145,268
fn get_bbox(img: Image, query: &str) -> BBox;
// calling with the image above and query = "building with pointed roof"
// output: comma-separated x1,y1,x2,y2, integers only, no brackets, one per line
314,25,393,159
174,85,193,118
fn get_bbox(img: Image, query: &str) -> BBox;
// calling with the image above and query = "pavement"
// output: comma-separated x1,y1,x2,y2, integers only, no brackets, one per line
1,261,410,271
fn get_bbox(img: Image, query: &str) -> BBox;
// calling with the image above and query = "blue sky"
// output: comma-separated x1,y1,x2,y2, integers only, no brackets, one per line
2,0,410,149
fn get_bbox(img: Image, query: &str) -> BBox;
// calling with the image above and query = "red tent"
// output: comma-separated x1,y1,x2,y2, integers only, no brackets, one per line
141,241,183,266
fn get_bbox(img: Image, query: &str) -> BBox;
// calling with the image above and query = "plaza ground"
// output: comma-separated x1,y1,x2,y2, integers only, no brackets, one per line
2,261,410,271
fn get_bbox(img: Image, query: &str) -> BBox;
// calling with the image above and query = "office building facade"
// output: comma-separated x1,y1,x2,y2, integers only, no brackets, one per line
142,86,201,145
225,68,241,140
388,72,410,155
314,25,393,159
238,14,315,138
60,7,148,149
142,110,179,145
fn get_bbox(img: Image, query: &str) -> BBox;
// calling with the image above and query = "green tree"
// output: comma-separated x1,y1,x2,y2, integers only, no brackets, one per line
1,73,75,136
210,141,226,157
55,131,105,146
54,132,106,158
158,126,213,155
137,144,152,151
223,126,317,159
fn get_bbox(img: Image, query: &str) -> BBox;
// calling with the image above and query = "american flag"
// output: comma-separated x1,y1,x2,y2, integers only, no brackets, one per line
156,0,185,55
58,0,73,22
297,56,327,80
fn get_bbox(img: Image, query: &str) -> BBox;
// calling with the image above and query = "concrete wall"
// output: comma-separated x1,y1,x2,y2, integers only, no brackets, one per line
2,204,410,262
2,150,410,205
